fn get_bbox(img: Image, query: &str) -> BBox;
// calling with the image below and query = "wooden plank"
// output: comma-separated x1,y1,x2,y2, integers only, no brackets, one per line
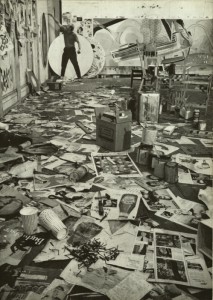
0,57,3,117
14,26,21,103
171,88,208,93
25,0,32,69
182,80,209,85
35,0,41,89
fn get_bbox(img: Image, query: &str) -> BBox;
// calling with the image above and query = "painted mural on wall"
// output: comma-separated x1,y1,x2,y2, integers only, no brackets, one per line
60,13,212,74
0,0,16,95
1,0,36,57
83,19,93,38
17,2,26,43
93,18,212,69
0,50,15,95
180,19,213,71
0,0,29,95
0,23,13,56
62,13,94,38
84,38,105,78
93,19,189,67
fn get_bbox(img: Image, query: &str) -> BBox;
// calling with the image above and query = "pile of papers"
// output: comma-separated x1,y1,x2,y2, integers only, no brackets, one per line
0,86,212,300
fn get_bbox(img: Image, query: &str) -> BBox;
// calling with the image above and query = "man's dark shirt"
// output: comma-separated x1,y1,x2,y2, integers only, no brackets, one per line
60,25,79,48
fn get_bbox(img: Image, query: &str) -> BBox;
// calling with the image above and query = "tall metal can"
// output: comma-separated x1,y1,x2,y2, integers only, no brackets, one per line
193,109,200,128
164,162,178,183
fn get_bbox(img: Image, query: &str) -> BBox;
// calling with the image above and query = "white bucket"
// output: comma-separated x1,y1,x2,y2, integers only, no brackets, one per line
20,207,38,235
39,209,67,240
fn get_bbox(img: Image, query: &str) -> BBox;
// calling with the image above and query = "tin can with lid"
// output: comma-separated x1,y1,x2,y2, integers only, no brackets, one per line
164,161,178,183
153,156,170,179
136,143,153,166
199,120,206,131
185,109,193,122
142,126,158,145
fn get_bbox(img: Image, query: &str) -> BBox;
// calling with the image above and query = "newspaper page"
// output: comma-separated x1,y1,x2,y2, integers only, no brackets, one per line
140,188,180,212
106,271,153,300
138,227,212,288
174,154,213,176
91,152,142,177
134,172,169,192
180,233,198,257
154,195,207,231
154,229,189,286
133,225,155,278
60,260,130,295
90,188,141,220
185,257,212,289
178,166,212,185
92,175,145,194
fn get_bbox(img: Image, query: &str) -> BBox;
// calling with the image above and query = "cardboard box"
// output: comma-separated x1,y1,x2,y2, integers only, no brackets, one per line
198,219,213,259
46,81,62,91
96,109,132,152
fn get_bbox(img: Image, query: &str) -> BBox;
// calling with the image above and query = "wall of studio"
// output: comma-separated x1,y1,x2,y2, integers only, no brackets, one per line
0,0,212,117
62,1,213,76
0,0,61,117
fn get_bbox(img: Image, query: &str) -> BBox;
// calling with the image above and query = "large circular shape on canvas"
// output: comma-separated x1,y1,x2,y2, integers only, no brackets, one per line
94,29,119,67
94,29,119,53
84,39,105,78
119,27,144,44
42,13,48,67
48,34,93,79
115,19,143,44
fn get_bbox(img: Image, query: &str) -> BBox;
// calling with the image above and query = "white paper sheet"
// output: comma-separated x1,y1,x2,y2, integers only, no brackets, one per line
60,153,87,163
60,260,130,295
107,253,145,270
175,154,213,176
106,271,152,300
176,136,195,145
155,143,179,155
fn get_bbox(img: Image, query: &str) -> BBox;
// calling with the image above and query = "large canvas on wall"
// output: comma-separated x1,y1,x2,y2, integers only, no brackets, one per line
61,1,213,74
92,19,212,71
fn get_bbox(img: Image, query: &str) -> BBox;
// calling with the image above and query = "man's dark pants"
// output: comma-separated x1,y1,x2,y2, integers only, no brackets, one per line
61,47,81,78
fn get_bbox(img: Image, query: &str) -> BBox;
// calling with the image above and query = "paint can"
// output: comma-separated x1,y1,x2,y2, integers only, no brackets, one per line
136,143,153,166
193,109,200,128
185,109,193,122
69,165,89,182
199,120,207,131
150,152,159,169
142,126,158,145
153,156,170,179
164,161,178,183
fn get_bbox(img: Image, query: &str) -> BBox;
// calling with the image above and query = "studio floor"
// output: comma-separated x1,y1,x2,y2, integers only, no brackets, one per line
0,77,212,300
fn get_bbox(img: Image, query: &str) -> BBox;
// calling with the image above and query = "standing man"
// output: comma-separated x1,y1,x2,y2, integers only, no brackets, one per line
48,14,82,81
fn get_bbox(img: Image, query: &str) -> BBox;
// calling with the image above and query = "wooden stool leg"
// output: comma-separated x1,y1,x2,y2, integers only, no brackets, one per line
138,78,144,93
131,71,134,87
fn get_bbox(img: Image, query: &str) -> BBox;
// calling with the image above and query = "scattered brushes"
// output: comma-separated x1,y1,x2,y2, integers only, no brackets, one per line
66,239,121,270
